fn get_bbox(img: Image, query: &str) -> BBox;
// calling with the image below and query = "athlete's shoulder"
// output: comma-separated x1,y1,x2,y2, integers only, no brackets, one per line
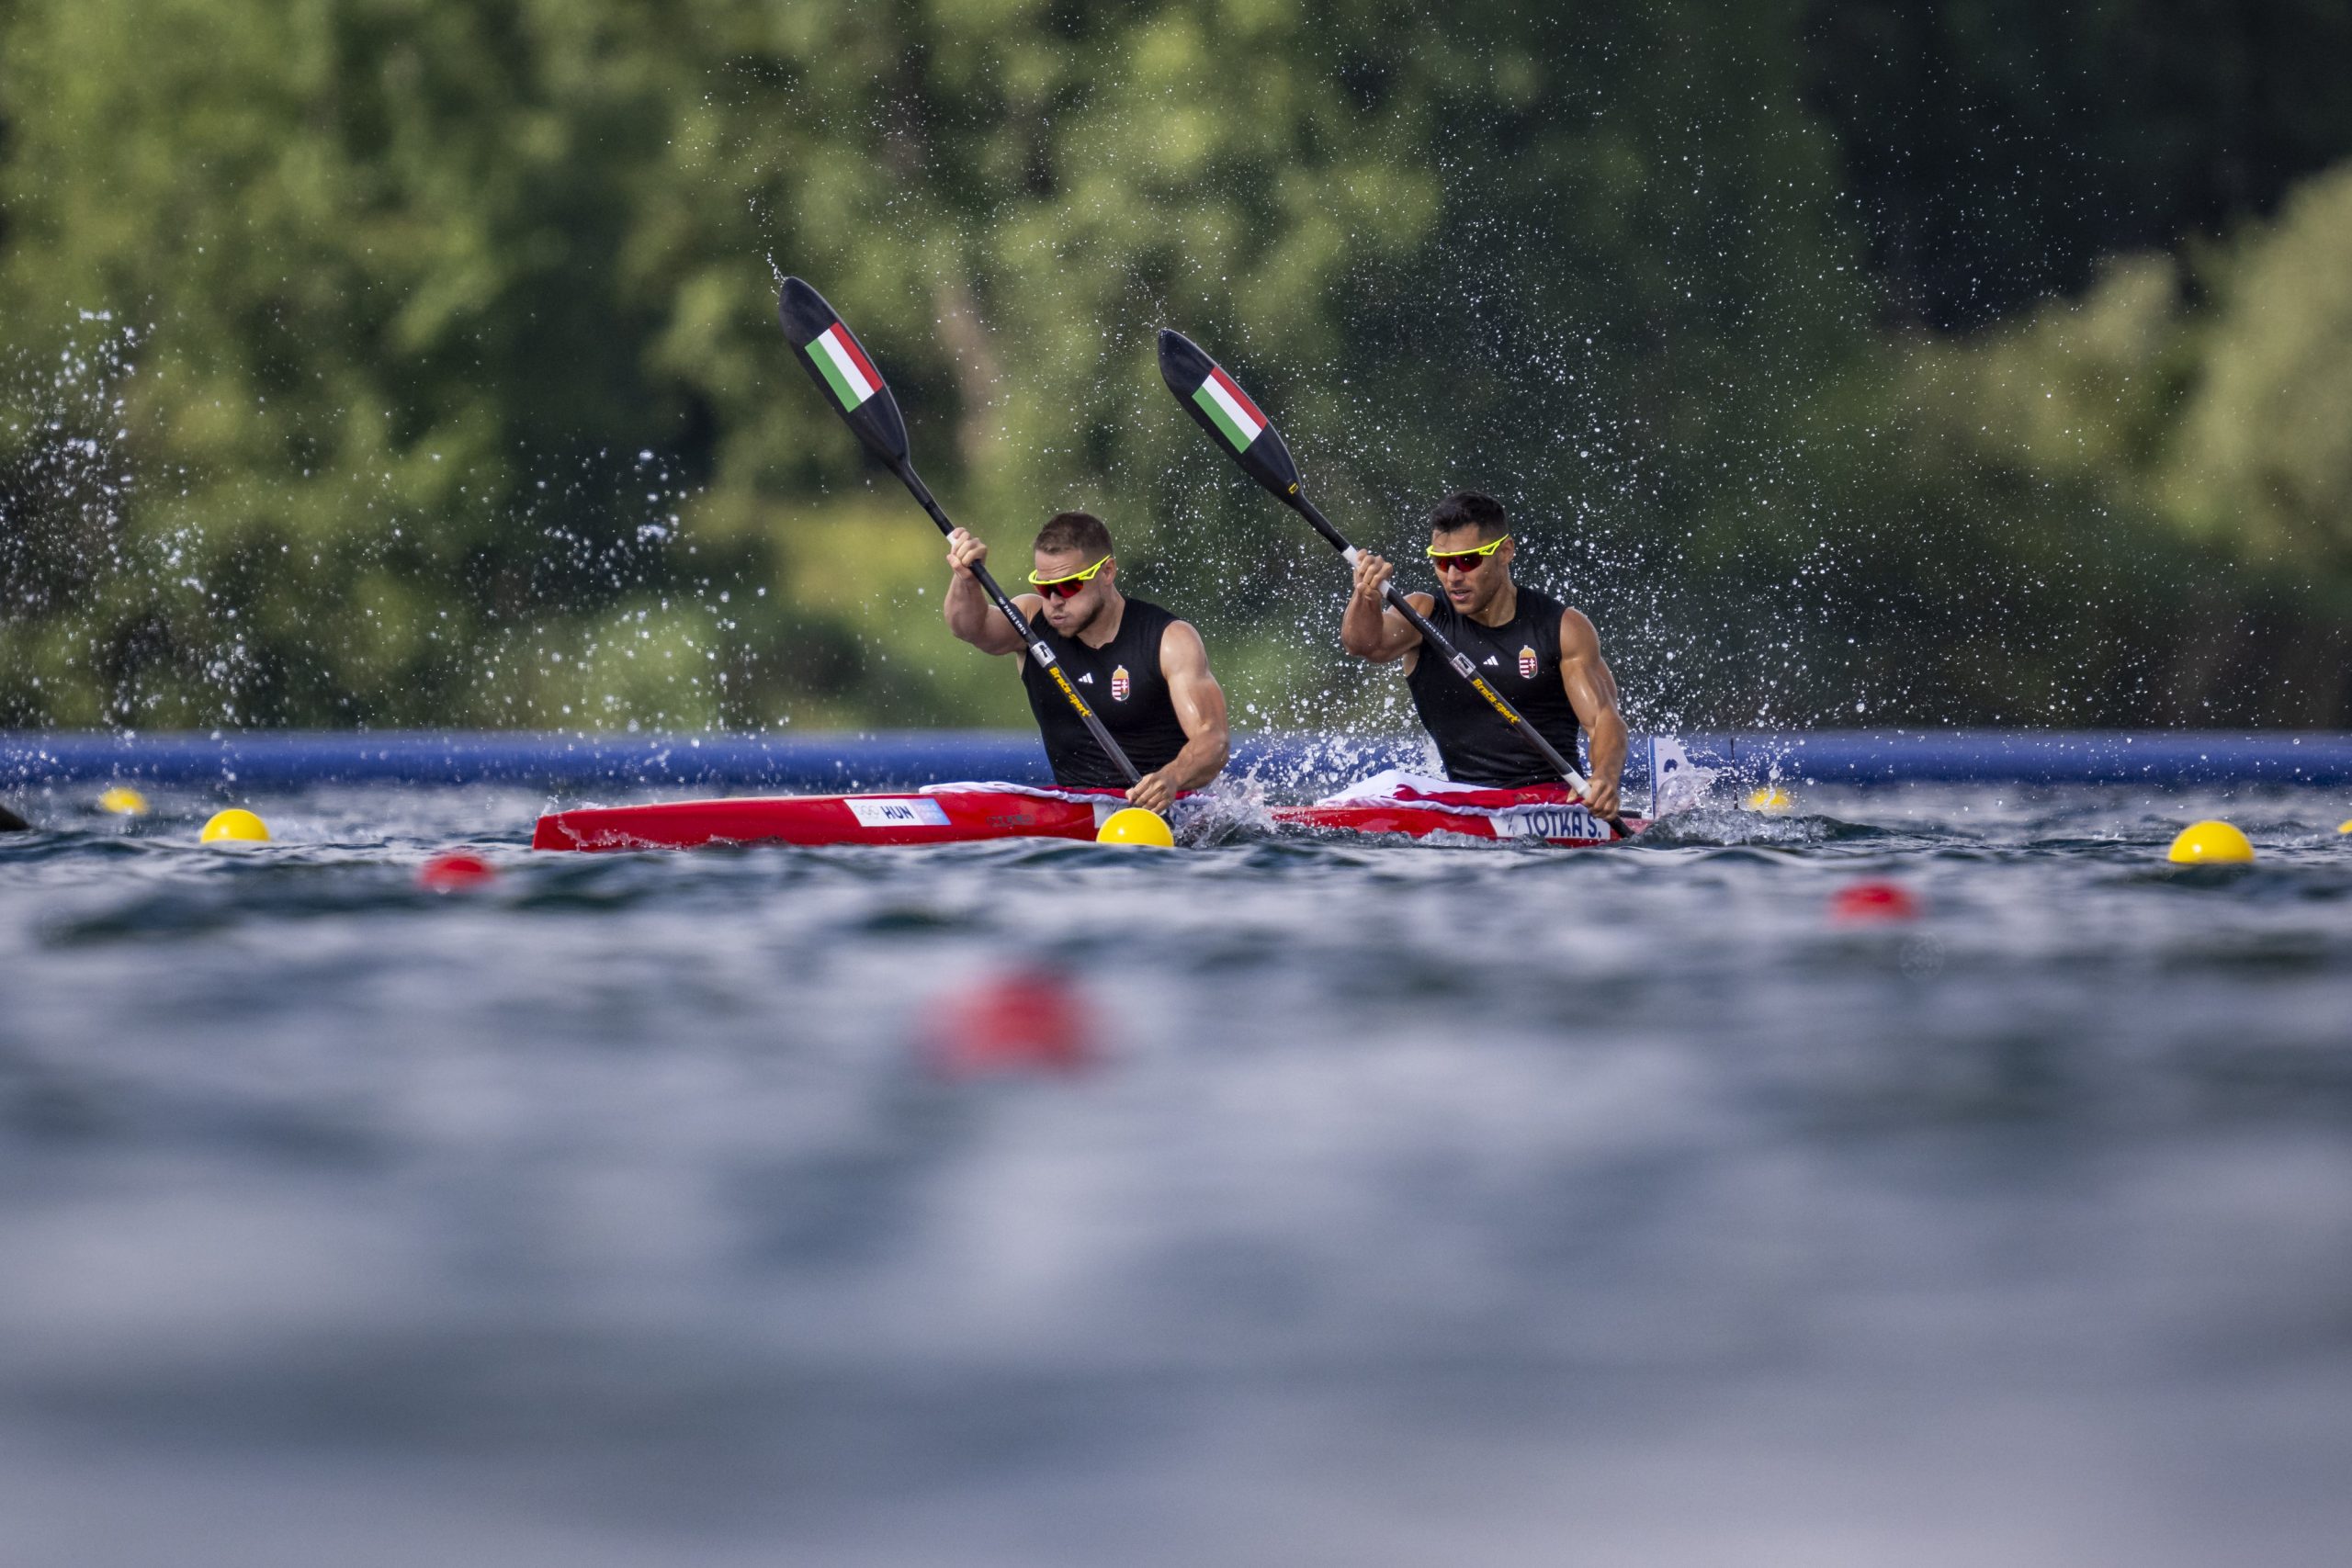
1153,613,1214,671
1555,601,1600,654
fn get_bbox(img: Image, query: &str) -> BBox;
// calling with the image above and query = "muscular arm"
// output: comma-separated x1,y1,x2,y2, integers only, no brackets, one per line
1126,620,1230,813
942,527,1033,656
1558,607,1626,818
1339,552,1429,665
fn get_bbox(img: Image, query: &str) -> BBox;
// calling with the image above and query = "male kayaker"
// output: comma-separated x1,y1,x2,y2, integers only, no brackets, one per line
1340,489,1626,818
944,510,1229,812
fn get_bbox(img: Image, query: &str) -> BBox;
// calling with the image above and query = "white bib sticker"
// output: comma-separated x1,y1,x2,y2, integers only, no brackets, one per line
1486,805,1605,841
844,797,953,829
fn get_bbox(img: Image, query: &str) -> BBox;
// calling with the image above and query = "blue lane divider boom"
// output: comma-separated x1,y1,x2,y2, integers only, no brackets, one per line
6,730,2352,791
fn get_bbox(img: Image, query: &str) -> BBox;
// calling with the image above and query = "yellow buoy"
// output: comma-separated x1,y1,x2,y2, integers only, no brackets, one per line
99,785,150,817
1746,786,1793,814
1096,807,1174,847
200,808,271,844
2338,819,2351,835
2167,820,2253,864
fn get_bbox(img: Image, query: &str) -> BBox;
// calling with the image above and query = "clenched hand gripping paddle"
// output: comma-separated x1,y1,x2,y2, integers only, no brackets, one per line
778,277,1140,786
1156,330,1621,833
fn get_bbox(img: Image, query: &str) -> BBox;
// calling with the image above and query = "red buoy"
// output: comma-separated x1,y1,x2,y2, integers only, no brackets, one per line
922,968,1099,1077
418,852,498,892
1831,880,1920,923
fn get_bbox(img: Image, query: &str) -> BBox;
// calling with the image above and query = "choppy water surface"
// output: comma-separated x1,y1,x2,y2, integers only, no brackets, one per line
4,781,2350,1566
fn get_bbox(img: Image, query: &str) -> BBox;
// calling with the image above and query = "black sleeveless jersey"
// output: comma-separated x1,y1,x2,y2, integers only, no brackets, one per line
1403,584,1585,788
1019,595,1193,787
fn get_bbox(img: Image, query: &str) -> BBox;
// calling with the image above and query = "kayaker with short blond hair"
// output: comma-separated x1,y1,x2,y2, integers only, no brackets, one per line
944,510,1229,814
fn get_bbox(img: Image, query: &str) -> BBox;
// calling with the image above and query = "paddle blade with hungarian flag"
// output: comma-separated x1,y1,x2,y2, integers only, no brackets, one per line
779,276,910,467
1157,329,1302,503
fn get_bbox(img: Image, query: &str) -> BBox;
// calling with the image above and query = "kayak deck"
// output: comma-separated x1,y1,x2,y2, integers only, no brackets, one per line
534,787,1641,852
531,790,1105,851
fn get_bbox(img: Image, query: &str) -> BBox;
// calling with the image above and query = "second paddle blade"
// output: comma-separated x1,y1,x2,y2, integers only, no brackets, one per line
1158,328,1303,502
779,276,911,467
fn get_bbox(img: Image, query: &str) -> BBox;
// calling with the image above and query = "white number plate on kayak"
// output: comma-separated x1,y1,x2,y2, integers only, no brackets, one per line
844,797,953,829
1486,805,1605,840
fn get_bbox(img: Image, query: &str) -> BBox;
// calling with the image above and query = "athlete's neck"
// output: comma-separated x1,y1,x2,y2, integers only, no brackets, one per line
1469,578,1518,628
1066,587,1126,649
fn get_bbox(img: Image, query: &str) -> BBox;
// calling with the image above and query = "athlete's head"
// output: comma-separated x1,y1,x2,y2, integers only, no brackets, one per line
1031,510,1119,636
1426,490,1515,615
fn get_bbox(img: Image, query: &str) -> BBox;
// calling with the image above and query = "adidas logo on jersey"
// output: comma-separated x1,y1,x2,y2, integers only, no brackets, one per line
1078,672,1094,683
1483,655,1499,667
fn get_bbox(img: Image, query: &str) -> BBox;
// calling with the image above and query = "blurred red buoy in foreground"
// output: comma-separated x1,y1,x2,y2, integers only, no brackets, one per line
923,967,1099,1077
418,852,497,892
1831,880,1920,923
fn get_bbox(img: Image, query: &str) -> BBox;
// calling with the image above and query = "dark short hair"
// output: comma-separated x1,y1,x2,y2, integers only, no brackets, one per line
1428,490,1509,542
1034,511,1114,558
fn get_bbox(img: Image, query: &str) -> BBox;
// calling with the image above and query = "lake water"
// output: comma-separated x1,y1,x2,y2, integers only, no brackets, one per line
3,779,2349,1565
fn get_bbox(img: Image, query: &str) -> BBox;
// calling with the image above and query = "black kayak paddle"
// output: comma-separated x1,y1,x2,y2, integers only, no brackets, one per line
1156,328,1621,833
777,277,1141,786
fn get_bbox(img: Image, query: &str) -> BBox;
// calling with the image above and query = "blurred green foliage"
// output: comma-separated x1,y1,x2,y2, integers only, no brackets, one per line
2,0,2347,735
1802,0,2352,330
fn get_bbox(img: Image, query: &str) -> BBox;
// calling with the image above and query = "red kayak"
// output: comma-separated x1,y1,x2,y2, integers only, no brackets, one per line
532,783,1640,852
534,788,1106,852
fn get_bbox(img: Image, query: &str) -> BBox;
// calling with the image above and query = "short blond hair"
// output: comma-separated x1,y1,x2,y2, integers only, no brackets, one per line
1034,511,1113,557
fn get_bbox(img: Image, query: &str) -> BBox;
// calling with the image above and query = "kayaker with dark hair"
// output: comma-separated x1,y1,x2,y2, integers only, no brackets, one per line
944,511,1229,813
1340,489,1627,818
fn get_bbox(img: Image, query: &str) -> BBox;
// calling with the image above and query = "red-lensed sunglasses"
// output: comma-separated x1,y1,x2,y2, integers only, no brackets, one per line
1028,554,1111,599
1426,535,1510,573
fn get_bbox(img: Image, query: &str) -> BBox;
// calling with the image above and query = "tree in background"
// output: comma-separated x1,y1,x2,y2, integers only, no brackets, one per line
1804,0,2352,330
1885,161,2352,723
4,0,2349,735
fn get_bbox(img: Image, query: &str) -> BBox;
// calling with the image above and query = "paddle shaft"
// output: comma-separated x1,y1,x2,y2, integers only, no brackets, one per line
1290,492,1625,824
893,461,1144,786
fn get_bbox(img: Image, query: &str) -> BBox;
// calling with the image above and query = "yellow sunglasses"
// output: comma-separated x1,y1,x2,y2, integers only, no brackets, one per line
1425,535,1510,572
1027,554,1111,599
